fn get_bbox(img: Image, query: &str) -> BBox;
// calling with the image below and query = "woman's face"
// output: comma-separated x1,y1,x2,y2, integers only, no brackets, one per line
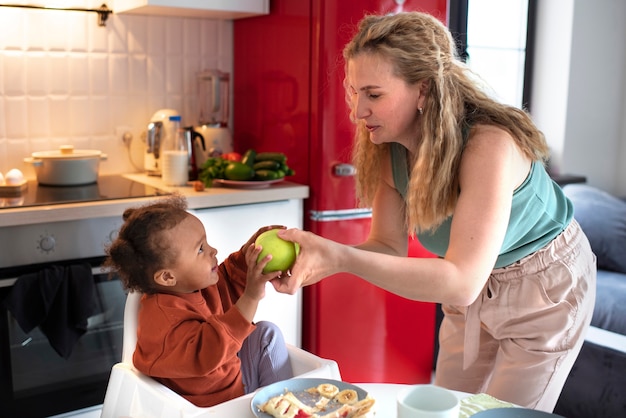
162,214,220,293
346,53,423,152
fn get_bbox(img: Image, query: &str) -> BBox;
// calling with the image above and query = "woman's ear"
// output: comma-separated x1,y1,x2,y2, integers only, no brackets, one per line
154,269,177,287
417,80,429,111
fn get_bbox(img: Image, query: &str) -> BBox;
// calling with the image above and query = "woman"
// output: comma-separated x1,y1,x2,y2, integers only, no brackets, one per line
275,11,595,411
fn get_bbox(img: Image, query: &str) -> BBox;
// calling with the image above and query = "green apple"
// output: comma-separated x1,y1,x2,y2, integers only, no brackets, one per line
255,229,300,273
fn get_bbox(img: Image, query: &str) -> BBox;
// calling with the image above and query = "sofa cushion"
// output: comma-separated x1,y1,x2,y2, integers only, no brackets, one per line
563,184,626,274
592,270,626,335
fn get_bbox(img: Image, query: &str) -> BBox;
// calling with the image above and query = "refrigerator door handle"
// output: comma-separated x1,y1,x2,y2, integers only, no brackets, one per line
309,208,372,222
332,163,357,177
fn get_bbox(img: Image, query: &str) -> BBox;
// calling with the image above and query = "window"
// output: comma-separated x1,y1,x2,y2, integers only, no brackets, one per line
449,0,536,110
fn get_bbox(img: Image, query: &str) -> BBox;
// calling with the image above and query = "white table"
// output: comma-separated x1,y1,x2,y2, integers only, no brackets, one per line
358,384,470,418
194,382,470,417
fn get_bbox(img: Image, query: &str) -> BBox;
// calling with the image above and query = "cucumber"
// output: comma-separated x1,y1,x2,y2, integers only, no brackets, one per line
255,152,287,163
254,169,280,181
253,160,281,171
241,149,257,167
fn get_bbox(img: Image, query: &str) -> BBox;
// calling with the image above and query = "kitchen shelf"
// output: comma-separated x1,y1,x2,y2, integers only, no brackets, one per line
113,0,269,20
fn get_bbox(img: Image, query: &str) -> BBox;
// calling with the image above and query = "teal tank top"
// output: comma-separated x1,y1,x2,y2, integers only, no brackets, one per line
390,142,574,268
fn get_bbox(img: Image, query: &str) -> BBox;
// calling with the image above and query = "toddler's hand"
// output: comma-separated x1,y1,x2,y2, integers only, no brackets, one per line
242,239,281,301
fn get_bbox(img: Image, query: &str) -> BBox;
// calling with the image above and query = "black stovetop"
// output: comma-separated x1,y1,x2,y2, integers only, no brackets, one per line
0,175,168,209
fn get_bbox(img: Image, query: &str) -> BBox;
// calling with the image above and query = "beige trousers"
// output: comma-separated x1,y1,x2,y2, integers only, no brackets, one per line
434,219,596,412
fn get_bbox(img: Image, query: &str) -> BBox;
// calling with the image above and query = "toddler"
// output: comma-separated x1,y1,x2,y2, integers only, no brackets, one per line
103,194,293,407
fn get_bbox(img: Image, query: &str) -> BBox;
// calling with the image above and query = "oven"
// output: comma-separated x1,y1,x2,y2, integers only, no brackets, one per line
0,175,167,417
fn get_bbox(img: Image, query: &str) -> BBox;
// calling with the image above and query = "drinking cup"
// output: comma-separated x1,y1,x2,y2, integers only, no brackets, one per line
397,384,460,418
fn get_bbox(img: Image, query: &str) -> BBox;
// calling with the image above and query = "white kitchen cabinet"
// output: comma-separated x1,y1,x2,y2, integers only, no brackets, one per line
113,0,269,19
190,198,303,347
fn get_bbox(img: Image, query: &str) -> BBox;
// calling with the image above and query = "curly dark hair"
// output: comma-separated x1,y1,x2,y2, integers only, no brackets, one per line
103,194,189,294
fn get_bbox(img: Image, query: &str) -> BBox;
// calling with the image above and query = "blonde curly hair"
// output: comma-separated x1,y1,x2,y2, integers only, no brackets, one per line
343,12,549,233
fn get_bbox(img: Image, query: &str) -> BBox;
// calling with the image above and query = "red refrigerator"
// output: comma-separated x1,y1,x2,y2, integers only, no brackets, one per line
234,0,446,383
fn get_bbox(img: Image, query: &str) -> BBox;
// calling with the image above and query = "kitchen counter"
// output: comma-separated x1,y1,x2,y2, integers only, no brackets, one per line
0,174,309,227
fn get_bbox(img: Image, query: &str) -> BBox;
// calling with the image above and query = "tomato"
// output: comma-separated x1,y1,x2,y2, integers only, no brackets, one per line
221,152,242,162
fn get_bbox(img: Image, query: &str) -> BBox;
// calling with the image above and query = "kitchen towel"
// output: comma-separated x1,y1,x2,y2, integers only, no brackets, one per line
2,263,97,359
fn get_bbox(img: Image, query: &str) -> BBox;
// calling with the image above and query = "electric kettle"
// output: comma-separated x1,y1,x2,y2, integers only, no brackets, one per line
183,126,205,181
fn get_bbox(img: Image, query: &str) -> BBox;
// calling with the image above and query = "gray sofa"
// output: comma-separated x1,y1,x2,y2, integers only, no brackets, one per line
554,184,626,417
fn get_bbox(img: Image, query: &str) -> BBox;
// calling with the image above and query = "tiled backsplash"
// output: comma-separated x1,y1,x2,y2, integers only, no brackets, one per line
0,5,233,178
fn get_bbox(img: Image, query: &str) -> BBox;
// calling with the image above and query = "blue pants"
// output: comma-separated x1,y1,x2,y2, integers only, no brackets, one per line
239,321,293,393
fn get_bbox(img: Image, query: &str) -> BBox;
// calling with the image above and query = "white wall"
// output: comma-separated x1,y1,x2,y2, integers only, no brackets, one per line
0,4,233,179
532,0,626,196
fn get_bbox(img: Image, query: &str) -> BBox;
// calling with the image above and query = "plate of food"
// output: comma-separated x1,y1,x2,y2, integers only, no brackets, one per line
251,378,375,418
212,178,284,189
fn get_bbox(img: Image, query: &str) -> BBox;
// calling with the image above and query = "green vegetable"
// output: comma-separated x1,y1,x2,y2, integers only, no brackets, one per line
253,160,281,171
254,169,280,181
241,149,257,167
255,152,287,163
224,162,255,181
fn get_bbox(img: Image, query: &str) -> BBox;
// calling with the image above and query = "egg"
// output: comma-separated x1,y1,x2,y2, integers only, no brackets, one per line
4,168,25,185
0,172,4,186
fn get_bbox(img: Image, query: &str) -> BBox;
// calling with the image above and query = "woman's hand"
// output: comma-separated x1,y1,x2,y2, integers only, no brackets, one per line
271,228,343,294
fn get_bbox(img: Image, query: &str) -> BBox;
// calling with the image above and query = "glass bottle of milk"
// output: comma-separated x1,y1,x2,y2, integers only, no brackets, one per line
161,115,189,186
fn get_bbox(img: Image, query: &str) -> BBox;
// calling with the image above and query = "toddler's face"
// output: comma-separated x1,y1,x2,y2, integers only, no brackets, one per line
163,214,219,292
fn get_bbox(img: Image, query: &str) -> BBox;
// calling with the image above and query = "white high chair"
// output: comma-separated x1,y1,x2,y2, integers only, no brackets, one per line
101,292,341,418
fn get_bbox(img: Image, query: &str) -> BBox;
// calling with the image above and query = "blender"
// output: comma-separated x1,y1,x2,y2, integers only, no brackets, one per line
193,69,233,165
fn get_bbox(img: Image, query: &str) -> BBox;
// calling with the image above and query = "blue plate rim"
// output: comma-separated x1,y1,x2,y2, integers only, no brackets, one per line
250,377,369,417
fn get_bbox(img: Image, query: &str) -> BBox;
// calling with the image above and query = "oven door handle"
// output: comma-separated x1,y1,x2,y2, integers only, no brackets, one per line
0,266,109,288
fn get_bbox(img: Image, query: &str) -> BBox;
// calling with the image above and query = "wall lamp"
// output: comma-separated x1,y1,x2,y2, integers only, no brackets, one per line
0,3,112,27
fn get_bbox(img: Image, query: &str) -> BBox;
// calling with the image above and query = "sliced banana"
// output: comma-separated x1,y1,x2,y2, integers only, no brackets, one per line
317,383,340,398
334,388,359,405
348,397,376,417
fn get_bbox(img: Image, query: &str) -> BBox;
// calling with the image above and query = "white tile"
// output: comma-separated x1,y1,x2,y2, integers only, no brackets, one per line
67,14,89,52
70,55,90,95
0,98,5,137
108,17,128,54
183,18,201,55
89,55,109,95
166,56,184,94
26,52,47,95
89,96,111,136
165,18,185,54
69,96,91,136
146,16,167,55
147,55,167,93
26,97,50,137
0,8,26,50
25,10,52,51
89,17,109,52
3,52,27,96
5,97,27,138
49,97,71,136
128,16,148,55
109,54,129,94
108,96,135,129
130,54,149,93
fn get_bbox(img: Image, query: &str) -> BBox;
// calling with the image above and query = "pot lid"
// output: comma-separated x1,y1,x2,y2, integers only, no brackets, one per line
31,145,102,159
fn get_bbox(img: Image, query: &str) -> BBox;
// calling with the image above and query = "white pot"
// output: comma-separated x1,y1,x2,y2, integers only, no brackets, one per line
24,145,108,186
